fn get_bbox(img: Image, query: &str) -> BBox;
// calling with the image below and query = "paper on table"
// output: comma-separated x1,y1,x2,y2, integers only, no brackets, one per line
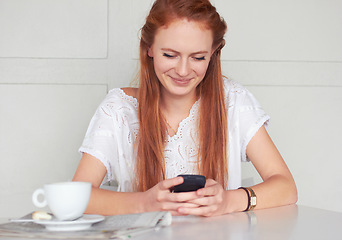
92,211,172,230
0,211,172,239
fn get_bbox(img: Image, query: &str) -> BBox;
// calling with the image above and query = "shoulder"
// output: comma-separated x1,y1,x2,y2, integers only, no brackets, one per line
223,78,248,96
223,78,248,105
106,87,138,99
99,87,138,113
223,78,262,109
121,87,138,99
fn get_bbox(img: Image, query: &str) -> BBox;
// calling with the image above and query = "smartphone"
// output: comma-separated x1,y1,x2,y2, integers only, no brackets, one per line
173,174,206,193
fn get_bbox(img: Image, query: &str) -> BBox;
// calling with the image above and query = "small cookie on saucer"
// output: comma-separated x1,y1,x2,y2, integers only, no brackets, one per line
32,211,52,220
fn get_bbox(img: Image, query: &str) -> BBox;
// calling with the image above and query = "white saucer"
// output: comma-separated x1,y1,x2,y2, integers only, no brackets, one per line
34,214,105,231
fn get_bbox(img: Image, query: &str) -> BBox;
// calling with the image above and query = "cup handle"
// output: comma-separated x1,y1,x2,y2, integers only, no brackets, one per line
32,188,47,208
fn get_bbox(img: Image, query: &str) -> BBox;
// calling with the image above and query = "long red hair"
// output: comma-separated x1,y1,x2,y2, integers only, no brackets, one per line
135,0,228,191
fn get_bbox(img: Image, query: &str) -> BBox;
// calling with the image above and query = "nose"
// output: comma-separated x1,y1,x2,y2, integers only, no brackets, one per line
175,58,191,77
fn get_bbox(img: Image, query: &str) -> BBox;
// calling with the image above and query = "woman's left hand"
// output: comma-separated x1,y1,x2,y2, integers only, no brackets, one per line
177,179,229,217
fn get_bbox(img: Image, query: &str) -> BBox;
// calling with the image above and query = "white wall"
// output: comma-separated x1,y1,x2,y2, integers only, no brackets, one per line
0,0,341,218
0,0,110,218
217,0,342,213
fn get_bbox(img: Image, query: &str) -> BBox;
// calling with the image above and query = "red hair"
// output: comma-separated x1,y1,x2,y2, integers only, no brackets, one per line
135,0,228,191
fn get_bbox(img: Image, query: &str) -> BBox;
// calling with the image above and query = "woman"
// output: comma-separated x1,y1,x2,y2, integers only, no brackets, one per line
73,0,297,217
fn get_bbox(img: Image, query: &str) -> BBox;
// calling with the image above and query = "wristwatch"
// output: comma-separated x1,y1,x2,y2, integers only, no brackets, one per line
239,187,257,211
247,187,257,211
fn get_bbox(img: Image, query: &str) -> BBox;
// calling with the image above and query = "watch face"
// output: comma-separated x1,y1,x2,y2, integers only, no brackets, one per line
251,196,257,206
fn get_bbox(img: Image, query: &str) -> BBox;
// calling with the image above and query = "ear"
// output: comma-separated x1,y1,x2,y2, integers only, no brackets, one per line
147,47,154,58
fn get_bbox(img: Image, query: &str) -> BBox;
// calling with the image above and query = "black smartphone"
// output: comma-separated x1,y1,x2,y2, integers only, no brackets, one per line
173,174,206,193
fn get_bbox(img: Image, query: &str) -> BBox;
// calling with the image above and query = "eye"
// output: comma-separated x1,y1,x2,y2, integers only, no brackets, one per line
163,53,175,58
193,56,206,61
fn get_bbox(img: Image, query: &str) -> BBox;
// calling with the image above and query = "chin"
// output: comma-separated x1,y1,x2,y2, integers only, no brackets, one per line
168,87,197,98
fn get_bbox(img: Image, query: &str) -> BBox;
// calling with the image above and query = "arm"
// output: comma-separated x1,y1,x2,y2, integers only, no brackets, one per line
178,126,297,216
72,153,144,215
73,153,200,215
243,125,297,209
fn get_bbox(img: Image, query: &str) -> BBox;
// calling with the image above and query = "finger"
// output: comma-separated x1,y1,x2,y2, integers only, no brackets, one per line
178,202,200,208
171,211,189,216
157,201,201,213
204,179,218,187
186,195,214,206
168,191,199,202
178,205,217,217
162,201,200,209
197,184,220,197
159,177,184,190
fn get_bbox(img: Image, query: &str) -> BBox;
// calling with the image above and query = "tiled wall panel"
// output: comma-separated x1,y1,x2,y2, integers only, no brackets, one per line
0,84,107,217
0,0,107,58
216,0,342,61
242,86,342,212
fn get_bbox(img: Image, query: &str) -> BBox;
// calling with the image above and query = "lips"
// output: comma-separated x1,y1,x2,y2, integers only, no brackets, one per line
171,77,192,85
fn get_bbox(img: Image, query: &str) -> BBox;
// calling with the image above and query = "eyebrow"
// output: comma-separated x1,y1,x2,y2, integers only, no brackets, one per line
161,48,209,55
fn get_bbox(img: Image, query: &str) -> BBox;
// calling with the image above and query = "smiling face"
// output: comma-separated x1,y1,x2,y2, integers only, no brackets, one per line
148,18,214,100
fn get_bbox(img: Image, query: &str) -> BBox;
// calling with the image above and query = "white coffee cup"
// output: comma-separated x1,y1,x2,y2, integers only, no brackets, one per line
32,181,91,221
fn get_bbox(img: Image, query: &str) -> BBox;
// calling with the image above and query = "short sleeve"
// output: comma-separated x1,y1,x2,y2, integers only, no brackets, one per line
224,80,270,163
238,88,270,162
79,94,118,182
79,89,139,190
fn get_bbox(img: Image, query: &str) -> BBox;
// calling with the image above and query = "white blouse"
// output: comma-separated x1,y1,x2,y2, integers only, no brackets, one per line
79,79,270,191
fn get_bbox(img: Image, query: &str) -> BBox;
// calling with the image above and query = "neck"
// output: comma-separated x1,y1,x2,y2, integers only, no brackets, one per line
159,90,197,117
159,89,198,136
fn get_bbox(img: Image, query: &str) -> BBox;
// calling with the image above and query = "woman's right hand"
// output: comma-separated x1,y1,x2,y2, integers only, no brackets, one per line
141,177,201,215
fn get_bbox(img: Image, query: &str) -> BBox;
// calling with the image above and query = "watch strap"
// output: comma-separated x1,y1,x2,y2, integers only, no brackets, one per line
239,187,257,211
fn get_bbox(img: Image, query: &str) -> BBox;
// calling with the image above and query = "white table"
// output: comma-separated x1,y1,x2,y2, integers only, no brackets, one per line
1,205,341,239
134,205,342,240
